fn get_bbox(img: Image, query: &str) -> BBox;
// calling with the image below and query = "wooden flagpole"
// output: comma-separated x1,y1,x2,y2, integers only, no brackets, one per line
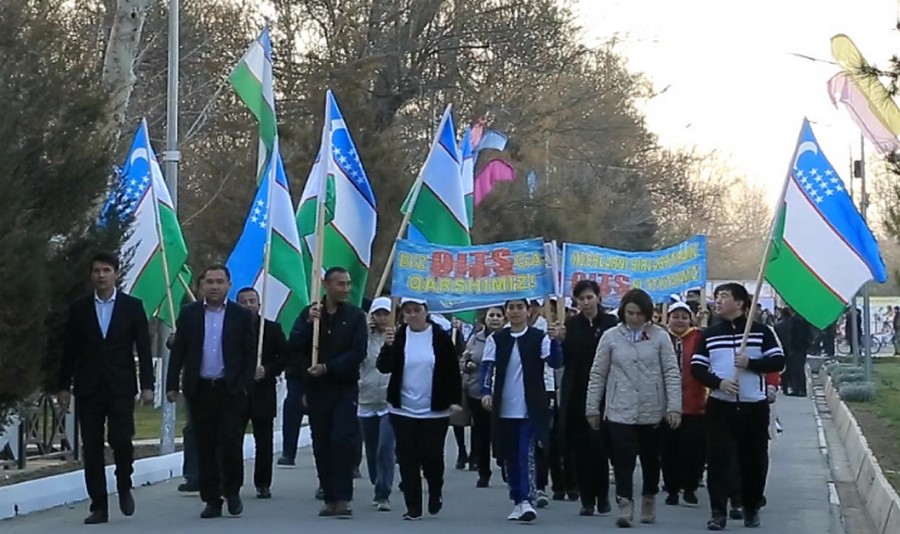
177,271,196,302
733,120,807,378
255,154,278,368
373,104,455,298
148,168,178,333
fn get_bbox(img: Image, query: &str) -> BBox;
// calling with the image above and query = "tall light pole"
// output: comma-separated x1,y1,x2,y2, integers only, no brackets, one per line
159,0,180,455
858,135,874,381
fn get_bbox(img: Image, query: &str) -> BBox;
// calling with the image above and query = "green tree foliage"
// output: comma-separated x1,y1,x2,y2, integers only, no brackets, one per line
0,0,122,421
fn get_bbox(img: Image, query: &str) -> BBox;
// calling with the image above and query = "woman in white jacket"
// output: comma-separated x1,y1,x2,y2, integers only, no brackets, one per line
585,289,682,528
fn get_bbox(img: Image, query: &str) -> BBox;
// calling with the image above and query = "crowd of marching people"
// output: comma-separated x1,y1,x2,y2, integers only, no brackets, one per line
59,253,787,530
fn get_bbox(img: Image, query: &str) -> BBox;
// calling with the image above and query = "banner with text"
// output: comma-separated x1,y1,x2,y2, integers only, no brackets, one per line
392,238,554,313
562,236,707,306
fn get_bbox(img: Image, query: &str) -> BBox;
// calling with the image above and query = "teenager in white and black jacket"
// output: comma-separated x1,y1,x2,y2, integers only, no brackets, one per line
690,283,785,531
377,298,462,521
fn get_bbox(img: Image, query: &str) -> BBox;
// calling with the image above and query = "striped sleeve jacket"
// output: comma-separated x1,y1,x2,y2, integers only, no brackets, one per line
690,316,785,403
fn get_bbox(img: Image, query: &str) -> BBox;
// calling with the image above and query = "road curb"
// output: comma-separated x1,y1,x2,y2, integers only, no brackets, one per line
824,374,900,534
0,427,310,520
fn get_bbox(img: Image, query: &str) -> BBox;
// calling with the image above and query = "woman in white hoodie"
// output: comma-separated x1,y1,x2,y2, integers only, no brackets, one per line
585,289,682,528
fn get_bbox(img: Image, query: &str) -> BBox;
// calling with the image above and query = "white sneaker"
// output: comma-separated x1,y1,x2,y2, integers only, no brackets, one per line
535,490,550,509
507,503,523,521
518,502,537,522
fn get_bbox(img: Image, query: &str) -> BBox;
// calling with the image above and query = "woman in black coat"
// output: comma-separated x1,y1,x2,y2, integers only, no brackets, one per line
377,298,462,520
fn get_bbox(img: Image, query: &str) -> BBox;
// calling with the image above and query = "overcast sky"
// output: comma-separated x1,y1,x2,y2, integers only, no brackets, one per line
574,0,899,202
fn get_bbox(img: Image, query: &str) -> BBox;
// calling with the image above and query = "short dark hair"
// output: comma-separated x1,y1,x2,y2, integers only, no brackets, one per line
236,287,258,298
714,282,750,311
91,251,120,271
617,288,654,323
324,266,349,281
573,280,601,300
202,263,231,281
504,298,530,309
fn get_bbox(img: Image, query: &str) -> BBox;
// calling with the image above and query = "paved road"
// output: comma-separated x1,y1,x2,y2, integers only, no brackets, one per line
2,396,845,533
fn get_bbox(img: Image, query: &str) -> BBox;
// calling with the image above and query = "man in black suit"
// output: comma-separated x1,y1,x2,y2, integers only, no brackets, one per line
236,286,286,499
289,266,367,518
57,251,155,525
166,264,256,519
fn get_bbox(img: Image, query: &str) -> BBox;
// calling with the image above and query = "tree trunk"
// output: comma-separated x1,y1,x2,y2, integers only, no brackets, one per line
101,0,153,148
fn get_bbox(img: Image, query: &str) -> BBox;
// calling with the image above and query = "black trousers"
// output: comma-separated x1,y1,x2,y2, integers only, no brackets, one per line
190,380,247,505
706,398,770,517
76,393,135,513
660,414,705,494
567,412,609,508
608,421,661,500
784,350,808,396
468,396,492,480
390,414,449,516
243,415,274,489
307,387,359,503
536,392,562,491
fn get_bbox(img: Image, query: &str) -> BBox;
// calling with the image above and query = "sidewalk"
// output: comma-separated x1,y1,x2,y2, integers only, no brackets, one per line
1,395,845,533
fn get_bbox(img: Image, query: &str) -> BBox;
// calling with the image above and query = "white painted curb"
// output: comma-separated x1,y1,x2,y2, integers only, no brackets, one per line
0,427,310,520
824,375,900,534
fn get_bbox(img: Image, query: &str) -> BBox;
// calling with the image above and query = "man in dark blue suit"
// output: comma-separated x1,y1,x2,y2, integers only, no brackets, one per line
166,264,256,519
58,251,155,525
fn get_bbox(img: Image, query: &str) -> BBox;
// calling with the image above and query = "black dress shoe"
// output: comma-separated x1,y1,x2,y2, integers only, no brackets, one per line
119,491,135,516
744,510,761,528
200,503,223,519
476,476,490,488
226,495,243,516
84,511,109,524
178,481,200,492
257,487,272,499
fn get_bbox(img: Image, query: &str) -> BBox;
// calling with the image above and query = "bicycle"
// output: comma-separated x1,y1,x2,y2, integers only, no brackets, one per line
836,333,884,356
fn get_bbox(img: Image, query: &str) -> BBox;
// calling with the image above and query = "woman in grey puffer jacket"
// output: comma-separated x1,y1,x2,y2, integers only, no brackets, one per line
462,306,505,487
585,289,681,528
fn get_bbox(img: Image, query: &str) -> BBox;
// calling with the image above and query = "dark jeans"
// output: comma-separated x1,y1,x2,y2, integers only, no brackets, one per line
307,386,359,503
568,412,609,508
182,397,198,483
391,414,449,516
660,414,705,494
190,380,248,505
359,414,395,500
468,396,492,480
706,398,770,517
76,393,135,513
607,421,661,500
243,415,274,489
281,377,305,461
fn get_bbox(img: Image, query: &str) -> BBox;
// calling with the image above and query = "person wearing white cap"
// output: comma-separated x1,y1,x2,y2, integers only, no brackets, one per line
660,302,706,508
377,298,462,520
357,296,395,511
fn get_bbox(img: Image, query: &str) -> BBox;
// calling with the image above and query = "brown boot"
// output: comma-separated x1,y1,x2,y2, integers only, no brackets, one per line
641,494,656,524
318,502,337,517
334,501,353,518
616,497,634,528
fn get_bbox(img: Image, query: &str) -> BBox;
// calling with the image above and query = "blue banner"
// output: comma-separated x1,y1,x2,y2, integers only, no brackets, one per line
562,236,707,306
391,238,554,313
